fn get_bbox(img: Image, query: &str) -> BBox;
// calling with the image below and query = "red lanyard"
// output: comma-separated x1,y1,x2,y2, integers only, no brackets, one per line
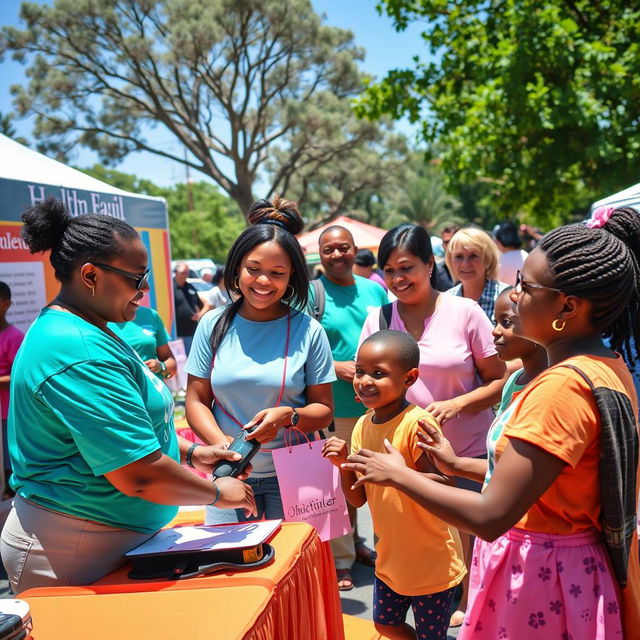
211,311,291,428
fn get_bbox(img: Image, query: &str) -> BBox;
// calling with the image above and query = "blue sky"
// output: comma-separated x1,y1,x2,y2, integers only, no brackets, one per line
0,0,427,187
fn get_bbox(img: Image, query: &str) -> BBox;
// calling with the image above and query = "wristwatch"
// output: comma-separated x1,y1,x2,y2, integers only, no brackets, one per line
158,360,169,378
289,408,300,428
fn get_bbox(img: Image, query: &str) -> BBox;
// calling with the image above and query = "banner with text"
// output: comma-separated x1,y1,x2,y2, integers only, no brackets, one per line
0,178,174,336
0,177,167,229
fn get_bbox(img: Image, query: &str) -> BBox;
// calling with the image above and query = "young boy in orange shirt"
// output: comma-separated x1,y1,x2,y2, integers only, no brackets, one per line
323,330,465,639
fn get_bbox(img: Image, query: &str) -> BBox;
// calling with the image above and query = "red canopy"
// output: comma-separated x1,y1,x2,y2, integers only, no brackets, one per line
297,215,386,262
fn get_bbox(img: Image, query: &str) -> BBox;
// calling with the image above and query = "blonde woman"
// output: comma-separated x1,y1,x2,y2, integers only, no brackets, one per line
445,227,509,323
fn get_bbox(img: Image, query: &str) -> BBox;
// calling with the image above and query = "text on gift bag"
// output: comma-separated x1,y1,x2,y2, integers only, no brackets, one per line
271,430,351,542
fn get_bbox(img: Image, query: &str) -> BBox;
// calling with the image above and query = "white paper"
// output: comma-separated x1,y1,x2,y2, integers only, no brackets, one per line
126,519,281,557
0,261,47,334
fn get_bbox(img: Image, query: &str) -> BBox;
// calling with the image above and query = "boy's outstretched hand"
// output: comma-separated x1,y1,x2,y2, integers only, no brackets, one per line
416,418,459,476
322,436,349,466
342,439,409,489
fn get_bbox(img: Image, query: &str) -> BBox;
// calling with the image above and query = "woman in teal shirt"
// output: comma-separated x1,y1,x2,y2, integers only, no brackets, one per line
1,197,256,594
109,304,177,381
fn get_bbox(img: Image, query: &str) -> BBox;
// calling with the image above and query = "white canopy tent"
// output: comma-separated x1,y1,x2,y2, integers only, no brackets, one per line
591,182,640,212
0,134,174,334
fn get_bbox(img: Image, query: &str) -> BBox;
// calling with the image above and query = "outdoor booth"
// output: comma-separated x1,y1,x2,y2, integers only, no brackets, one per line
297,215,387,264
0,134,174,335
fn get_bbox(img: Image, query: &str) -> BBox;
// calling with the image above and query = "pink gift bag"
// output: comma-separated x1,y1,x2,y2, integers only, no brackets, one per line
271,430,351,542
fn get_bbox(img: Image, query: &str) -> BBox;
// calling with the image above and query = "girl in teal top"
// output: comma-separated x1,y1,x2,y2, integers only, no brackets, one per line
415,287,547,487
1,197,256,594
108,304,176,380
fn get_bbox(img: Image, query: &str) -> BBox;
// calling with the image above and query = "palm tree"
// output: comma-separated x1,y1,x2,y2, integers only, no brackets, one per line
395,154,463,233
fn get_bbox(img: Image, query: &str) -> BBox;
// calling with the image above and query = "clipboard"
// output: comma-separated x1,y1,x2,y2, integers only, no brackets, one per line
125,520,281,580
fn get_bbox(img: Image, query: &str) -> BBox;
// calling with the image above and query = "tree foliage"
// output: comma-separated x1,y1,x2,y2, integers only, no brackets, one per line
0,111,29,146
317,149,466,232
81,164,244,262
281,124,409,224
165,182,245,262
1,0,397,218
392,152,462,233
356,1,640,226
78,163,165,198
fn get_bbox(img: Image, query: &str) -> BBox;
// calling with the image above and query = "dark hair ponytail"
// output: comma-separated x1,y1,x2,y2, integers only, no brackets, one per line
539,206,640,366
377,223,437,288
210,196,309,354
21,195,139,283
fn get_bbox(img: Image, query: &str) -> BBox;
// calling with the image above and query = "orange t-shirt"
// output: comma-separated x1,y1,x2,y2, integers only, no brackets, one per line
495,354,639,635
351,405,466,596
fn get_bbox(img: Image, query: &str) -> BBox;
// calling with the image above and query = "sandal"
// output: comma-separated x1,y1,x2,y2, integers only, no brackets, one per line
449,610,465,628
336,568,354,591
355,541,377,567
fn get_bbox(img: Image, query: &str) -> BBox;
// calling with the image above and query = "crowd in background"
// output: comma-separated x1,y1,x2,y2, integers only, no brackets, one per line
1,198,639,640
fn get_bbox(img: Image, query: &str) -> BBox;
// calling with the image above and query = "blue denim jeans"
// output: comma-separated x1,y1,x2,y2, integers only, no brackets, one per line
205,475,284,525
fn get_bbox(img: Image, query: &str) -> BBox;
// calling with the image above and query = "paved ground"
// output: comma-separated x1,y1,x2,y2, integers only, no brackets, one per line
342,507,461,639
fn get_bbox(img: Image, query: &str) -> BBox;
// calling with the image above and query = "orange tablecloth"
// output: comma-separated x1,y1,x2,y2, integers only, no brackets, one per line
25,585,272,640
22,522,345,640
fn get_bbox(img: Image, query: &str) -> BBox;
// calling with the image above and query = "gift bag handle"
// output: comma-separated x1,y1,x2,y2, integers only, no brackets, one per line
284,426,313,452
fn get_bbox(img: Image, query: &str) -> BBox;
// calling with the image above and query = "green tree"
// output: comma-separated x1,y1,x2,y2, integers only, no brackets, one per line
356,1,640,226
165,182,245,263
279,121,409,224
2,0,393,218
78,163,166,198
0,111,29,146
392,153,462,233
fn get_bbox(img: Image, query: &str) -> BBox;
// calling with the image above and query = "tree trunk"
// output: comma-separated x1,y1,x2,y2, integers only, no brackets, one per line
229,184,255,223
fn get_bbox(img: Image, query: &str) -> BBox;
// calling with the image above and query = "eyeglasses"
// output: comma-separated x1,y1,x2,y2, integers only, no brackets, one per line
93,263,150,291
514,270,564,295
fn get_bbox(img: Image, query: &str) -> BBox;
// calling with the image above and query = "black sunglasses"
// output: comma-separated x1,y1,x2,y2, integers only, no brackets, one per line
514,270,564,295
93,263,150,291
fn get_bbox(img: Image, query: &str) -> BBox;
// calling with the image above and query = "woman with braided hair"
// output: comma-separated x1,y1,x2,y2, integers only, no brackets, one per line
1,197,256,594
185,196,335,524
342,206,640,638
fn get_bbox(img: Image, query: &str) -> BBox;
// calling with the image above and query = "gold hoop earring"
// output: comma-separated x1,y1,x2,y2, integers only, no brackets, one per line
552,319,566,332
282,284,295,302
233,276,240,290
91,287,95,297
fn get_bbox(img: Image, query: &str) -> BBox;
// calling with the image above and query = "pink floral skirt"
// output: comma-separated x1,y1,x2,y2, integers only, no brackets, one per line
458,528,623,639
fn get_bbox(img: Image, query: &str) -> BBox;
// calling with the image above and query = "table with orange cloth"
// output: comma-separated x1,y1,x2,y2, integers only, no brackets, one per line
21,521,345,640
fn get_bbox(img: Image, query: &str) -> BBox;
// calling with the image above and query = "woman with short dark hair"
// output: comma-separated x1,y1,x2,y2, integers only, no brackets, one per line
360,222,507,627
493,221,529,286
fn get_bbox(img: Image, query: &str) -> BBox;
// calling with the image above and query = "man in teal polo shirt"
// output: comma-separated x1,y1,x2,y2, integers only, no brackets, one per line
309,226,388,590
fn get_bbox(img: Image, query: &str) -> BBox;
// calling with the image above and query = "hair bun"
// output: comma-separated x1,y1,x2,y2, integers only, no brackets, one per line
603,207,640,260
247,195,304,235
21,196,72,254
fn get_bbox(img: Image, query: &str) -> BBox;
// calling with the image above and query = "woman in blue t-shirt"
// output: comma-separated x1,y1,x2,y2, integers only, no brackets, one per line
1,197,256,594
185,196,336,524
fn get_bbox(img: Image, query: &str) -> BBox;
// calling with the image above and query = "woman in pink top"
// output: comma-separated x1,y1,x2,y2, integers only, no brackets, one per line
359,223,506,627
